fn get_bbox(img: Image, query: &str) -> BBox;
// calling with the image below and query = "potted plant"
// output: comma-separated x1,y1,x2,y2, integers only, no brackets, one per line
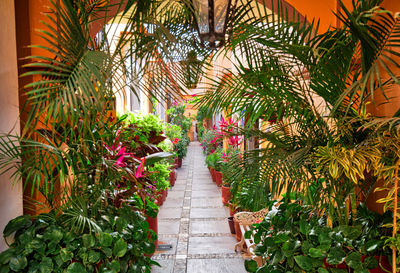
244,201,392,273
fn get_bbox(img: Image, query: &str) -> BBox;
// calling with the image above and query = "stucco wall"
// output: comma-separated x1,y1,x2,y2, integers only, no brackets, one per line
0,0,23,251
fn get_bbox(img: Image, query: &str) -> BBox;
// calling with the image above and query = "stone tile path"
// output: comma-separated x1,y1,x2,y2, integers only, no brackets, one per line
152,142,246,273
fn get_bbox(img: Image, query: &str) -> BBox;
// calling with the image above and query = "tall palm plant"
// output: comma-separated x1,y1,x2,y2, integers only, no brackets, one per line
197,0,400,220
0,0,204,228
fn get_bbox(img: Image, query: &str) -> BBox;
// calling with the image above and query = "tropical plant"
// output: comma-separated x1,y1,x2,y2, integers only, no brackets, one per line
245,201,392,273
175,136,190,159
0,205,158,272
0,0,207,270
162,123,183,143
148,162,171,191
197,0,400,223
167,102,192,134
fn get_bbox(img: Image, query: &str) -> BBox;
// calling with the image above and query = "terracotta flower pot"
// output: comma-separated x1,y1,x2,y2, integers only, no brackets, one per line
162,189,168,202
146,215,158,252
233,218,242,242
210,167,216,182
215,171,223,186
169,170,176,187
174,158,179,169
177,158,183,168
221,186,231,205
228,217,236,234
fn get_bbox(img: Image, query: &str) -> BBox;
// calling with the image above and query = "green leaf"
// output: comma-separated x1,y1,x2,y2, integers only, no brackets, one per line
45,229,63,243
299,220,311,235
82,234,95,248
340,226,362,240
365,240,382,253
112,238,127,257
254,233,261,244
143,242,155,255
98,232,112,247
244,230,253,240
318,268,329,273
294,256,313,271
60,248,73,262
363,256,378,269
102,247,112,258
0,249,13,265
274,233,289,244
0,264,10,273
327,247,346,265
88,250,100,264
38,257,53,273
115,217,128,233
108,260,120,272
9,255,28,271
345,252,362,270
3,216,32,237
66,262,87,273
301,240,313,254
244,259,258,272
318,231,332,245
309,248,326,258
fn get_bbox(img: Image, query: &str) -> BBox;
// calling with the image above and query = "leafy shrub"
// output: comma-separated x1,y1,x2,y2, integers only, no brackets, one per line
162,123,182,142
245,201,392,273
175,136,190,159
148,162,171,190
0,205,158,273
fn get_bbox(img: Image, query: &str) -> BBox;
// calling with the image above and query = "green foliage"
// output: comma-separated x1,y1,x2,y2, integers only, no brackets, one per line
167,103,192,134
148,162,171,190
162,123,183,142
175,136,190,159
197,0,400,229
0,206,157,272
126,112,164,136
205,150,221,169
246,201,392,272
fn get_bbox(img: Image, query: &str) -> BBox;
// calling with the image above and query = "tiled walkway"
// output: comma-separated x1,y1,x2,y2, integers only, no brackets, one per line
152,142,246,273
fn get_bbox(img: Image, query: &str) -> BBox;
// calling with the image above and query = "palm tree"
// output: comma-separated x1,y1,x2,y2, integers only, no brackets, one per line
0,0,207,229
197,0,400,221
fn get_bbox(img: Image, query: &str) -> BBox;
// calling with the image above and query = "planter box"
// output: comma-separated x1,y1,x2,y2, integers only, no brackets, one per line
169,170,176,187
145,215,158,254
221,186,231,205
215,171,223,186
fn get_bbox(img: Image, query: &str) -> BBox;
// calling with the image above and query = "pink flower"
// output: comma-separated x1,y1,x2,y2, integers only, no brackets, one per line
104,133,134,167
228,136,241,147
222,152,231,162
135,157,146,179
173,138,179,145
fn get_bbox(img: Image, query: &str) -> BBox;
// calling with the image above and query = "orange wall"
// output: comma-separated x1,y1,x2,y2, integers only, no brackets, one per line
284,0,353,31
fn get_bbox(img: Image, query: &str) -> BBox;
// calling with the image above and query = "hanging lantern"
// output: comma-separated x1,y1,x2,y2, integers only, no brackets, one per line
191,0,236,48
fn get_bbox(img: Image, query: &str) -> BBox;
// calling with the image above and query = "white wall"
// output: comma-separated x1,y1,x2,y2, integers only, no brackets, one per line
0,0,23,251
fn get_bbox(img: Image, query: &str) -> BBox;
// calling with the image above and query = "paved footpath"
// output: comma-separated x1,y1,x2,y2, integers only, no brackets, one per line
152,142,246,273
